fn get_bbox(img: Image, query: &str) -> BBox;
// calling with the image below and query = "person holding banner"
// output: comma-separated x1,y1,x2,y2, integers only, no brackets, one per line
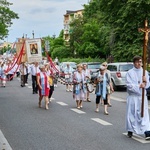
19,62,27,87
126,56,150,140
30,62,40,94
53,62,60,88
45,63,54,103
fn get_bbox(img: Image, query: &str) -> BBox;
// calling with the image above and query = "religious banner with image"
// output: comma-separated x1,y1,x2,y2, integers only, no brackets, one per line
25,38,42,63
16,38,27,63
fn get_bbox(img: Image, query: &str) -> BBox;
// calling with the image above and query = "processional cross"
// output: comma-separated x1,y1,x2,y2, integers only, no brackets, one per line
138,20,150,117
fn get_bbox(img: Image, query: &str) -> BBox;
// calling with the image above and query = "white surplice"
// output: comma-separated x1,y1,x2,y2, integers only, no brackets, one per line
126,67,150,134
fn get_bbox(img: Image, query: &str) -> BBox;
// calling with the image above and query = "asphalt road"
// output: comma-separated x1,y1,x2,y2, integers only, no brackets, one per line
0,76,150,150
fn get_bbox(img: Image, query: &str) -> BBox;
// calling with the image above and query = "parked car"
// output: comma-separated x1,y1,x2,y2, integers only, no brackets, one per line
107,62,133,90
82,62,101,82
59,62,77,77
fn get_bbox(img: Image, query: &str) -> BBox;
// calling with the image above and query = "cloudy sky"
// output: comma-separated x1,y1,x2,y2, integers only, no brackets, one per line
5,0,88,42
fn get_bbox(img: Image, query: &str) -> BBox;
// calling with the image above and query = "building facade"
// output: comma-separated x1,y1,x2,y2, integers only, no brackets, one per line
63,10,83,45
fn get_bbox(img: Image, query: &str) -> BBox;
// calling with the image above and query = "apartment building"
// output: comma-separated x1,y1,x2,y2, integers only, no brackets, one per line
63,9,83,45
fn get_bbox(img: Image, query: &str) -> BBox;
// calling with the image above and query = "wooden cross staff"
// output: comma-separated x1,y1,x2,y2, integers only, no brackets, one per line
138,20,150,117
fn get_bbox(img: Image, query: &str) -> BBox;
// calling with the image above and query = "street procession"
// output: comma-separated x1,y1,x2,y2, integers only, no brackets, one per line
1,0,150,150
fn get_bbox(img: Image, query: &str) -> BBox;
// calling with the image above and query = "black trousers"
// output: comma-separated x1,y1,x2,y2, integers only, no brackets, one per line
96,95,108,105
32,75,38,93
49,86,54,99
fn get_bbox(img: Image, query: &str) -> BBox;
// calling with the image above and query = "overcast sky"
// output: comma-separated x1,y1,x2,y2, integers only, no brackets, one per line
4,0,88,42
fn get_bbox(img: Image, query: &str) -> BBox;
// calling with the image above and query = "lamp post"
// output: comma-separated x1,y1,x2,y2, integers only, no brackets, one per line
32,30,34,39
53,34,56,39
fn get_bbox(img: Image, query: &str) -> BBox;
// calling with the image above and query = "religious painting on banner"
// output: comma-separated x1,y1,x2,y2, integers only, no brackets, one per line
16,38,27,64
25,38,42,63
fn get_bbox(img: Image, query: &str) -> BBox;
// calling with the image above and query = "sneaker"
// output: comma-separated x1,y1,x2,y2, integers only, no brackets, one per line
145,131,150,140
66,89,69,92
69,89,72,92
145,136,150,140
127,131,133,138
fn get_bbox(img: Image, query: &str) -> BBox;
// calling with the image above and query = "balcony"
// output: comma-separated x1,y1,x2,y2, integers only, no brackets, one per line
64,30,69,34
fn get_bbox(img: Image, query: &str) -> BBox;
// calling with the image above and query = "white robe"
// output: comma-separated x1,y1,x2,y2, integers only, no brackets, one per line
126,67,150,134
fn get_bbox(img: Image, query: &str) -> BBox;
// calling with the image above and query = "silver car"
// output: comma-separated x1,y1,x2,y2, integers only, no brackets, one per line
107,62,133,90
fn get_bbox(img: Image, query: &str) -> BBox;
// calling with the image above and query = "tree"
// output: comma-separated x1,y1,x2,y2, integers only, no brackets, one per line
93,0,150,61
0,0,19,39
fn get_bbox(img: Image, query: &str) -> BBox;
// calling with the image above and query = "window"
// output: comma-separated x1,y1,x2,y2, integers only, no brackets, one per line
119,64,133,71
108,65,117,71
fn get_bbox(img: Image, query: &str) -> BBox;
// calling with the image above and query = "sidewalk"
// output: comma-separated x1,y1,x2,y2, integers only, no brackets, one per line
0,130,12,150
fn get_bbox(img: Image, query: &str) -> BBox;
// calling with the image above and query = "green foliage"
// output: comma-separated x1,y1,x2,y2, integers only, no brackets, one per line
42,0,150,62
51,46,72,58
68,0,150,61
0,0,19,39
60,57,105,64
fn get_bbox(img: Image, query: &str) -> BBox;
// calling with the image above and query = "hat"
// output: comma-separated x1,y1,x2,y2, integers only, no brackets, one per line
99,65,105,70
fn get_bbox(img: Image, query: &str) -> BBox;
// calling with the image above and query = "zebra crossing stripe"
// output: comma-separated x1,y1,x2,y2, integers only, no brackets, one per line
71,108,86,114
0,130,12,150
123,133,150,143
111,96,126,102
57,102,68,106
91,118,112,126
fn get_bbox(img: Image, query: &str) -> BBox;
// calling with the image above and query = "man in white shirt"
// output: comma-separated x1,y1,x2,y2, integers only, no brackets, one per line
30,62,40,94
64,63,73,92
19,62,27,87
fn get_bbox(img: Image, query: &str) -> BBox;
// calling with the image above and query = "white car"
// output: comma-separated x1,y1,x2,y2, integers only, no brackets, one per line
107,62,133,90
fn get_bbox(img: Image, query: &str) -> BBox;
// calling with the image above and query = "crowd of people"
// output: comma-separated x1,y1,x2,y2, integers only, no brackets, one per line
0,55,150,140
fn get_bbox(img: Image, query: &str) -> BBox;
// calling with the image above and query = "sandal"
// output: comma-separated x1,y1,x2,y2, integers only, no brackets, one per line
87,98,91,102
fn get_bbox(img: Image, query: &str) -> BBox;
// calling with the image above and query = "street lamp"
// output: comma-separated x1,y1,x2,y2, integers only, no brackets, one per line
52,34,56,39
32,30,34,39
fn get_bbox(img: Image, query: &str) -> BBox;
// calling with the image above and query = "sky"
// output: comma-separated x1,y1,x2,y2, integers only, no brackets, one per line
3,0,89,43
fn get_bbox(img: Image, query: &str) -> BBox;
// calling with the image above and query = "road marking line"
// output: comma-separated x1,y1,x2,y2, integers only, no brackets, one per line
57,102,68,106
71,108,86,114
123,133,150,143
91,118,112,126
27,86,32,88
0,130,12,150
111,96,126,102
